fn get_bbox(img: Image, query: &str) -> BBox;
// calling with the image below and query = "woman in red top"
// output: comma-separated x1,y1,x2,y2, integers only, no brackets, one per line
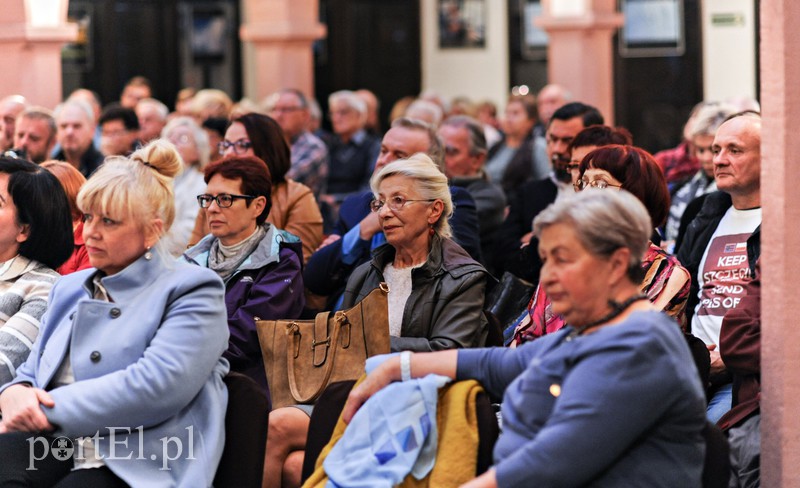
42,161,91,274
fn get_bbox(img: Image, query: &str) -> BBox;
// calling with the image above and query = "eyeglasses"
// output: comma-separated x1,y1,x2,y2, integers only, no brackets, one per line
270,106,304,114
102,129,130,138
168,134,192,146
370,196,435,213
573,178,623,191
197,193,257,208
218,139,253,155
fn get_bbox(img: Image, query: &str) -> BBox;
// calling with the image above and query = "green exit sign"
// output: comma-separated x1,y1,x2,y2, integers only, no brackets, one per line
712,13,745,27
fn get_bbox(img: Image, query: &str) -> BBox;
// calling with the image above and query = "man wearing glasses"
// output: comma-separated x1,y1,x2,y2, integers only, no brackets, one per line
267,89,329,198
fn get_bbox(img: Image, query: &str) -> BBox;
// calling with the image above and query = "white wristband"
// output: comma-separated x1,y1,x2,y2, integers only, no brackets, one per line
400,351,412,382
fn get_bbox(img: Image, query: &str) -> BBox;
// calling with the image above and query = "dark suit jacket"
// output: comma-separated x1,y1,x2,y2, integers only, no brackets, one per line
304,187,482,299
494,177,558,282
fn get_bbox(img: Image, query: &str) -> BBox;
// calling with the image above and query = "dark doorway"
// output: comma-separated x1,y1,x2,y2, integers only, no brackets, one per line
316,0,421,133
62,0,241,110
612,0,703,154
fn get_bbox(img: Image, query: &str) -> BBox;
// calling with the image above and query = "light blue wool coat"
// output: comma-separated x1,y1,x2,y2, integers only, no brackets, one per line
1,251,230,488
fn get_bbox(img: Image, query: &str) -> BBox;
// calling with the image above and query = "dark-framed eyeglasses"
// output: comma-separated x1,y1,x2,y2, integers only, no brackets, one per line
370,196,435,213
573,178,623,191
197,193,257,209
217,139,253,155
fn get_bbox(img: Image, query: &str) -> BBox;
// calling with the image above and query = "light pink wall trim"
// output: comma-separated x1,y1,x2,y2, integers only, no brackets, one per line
760,0,800,485
240,0,326,102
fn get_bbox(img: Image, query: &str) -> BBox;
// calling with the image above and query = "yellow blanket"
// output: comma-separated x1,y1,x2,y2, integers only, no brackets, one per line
303,378,485,487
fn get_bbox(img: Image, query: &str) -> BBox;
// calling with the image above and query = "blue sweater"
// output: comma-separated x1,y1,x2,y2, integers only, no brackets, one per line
457,311,706,488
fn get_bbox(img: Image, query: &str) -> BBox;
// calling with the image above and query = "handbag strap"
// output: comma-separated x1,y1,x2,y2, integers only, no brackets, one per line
286,311,348,404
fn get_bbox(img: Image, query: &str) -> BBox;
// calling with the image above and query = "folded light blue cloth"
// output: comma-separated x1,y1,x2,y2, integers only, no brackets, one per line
323,364,451,488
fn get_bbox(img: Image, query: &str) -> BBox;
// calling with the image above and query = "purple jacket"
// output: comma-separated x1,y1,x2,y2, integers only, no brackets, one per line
183,225,305,394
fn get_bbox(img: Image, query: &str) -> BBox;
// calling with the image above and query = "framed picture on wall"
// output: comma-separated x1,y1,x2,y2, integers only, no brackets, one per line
619,0,685,57
521,0,548,60
439,0,486,48
190,7,228,61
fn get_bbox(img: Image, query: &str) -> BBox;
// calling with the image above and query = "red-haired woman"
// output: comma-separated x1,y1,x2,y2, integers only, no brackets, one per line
189,113,324,263
513,144,690,344
41,160,91,275
183,155,305,393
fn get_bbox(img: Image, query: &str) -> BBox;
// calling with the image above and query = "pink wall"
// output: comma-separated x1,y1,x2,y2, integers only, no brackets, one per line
760,0,800,485
537,0,623,124
0,1,76,108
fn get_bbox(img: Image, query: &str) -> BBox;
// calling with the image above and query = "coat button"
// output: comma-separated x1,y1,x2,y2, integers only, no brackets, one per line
90,351,101,362
109,308,121,318
69,312,75,320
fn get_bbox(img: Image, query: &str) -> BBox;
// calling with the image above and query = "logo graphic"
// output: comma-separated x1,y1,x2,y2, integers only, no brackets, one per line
51,437,74,460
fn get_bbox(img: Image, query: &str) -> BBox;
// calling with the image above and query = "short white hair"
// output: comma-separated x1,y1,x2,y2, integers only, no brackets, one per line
370,153,453,238
329,90,367,117
136,98,169,120
161,116,210,168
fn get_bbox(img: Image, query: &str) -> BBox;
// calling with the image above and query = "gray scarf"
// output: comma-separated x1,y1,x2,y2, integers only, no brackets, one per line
207,225,267,282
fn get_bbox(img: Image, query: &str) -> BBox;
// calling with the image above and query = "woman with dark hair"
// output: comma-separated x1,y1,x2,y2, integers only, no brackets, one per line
0,157,73,385
41,160,91,274
190,113,324,262
183,155,305,393
513,144,690,344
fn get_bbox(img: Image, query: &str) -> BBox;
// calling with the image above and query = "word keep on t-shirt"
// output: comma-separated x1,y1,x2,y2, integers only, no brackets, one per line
692,206,761,346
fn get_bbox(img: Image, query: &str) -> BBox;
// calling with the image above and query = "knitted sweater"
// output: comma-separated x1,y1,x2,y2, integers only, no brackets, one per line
0,255,60,384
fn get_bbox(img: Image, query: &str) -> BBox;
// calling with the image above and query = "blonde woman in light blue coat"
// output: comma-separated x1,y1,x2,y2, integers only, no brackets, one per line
0,140,230,487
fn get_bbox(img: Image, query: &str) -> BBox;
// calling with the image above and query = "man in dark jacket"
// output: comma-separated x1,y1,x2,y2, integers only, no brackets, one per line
438,115,506,275
304,117,482,307
676,111,762,423
495,102,604,281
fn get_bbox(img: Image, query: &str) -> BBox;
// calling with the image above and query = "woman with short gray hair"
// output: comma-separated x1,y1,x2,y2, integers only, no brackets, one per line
264,153,487,487
664,102,738,247
342,188,706,488
161,116,210,255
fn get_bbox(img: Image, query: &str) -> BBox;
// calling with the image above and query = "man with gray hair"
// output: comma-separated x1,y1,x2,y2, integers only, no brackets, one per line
135,98,169,143
305,117,482,309
439,115,506,272
677,111,762,424
0,95,27,152
266,88,329,197
13,107,56,163
53,100,104,176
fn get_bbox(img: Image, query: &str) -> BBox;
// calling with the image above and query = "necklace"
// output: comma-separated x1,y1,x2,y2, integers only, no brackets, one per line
566,294,649,340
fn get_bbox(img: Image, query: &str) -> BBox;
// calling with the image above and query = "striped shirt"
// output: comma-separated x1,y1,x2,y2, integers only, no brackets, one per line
0,255,60,384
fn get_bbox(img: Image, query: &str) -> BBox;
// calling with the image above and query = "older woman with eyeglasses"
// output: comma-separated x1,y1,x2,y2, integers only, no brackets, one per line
512,144,691,345
160,116,210,256
262,153,489,488
183,155,305,395
189,113,323,263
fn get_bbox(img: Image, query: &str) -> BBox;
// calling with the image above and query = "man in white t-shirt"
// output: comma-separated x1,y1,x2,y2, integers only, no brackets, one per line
676,111,761,423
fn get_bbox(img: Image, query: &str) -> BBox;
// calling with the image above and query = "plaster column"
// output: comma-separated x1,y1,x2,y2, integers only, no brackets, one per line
759,0,800,485
535,0,623,123
240,0,326,102
0,1,77,108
